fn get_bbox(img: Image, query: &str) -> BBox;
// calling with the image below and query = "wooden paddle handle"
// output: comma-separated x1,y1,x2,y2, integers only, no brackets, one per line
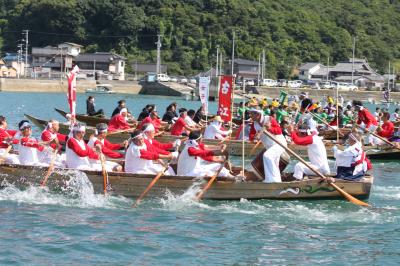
195,162,226,201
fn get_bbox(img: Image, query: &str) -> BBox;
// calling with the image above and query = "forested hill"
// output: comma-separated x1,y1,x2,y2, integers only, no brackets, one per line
1,0,400,77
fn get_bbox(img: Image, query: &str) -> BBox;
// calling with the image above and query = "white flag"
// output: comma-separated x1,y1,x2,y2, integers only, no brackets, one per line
198,77,210,115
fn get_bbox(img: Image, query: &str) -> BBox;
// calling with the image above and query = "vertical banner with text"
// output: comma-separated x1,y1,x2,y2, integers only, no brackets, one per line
218,75,233,122
198,77,210,115
67,65,80,118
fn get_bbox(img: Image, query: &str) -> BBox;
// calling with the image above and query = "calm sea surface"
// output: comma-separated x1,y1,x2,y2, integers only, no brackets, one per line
0,92,399,265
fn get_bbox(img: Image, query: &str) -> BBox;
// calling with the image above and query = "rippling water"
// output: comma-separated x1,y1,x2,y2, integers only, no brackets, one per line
0,92,399,265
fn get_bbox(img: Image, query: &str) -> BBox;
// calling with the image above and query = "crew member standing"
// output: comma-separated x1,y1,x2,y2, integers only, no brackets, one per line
249,109,287,183
289,123,330,180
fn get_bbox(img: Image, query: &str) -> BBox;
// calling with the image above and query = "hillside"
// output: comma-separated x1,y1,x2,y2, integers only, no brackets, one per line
0,0,399,77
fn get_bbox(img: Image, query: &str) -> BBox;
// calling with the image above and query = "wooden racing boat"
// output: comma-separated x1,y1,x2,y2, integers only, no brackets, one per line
24,114,400,160
55,108,110,126
0,163,373,200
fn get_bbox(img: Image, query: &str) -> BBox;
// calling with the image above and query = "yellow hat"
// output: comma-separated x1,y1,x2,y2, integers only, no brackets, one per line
213,115,223,122
272,101,279,108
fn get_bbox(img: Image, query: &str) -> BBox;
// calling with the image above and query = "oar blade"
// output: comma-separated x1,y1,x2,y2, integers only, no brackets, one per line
330,182,370,207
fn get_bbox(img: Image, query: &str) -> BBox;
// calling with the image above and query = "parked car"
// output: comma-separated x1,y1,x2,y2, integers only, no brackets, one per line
261,79,278,87
244,79,255,86
178,77,188,83
85,84,116,94
157,73,170,82
189,78,197,84
288,80,303,88
170,77,178,82
340,83,358,91
321,81,333,89
277,79,287,87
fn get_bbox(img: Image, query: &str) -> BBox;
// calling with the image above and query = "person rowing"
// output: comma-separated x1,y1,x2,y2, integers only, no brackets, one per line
125,129,175,175
142,123,180,161
249,108,287,183
40,120,68,166
108,108,135,132
0,115,19,164
138,109,167,132
288,122,330,180
352,100,378,145
203,116,232,140
66,123,119,171
376,111,395,145
17,120,48,166
332,132,372,180
170,108,197,136
177,131,237,179
88,123,127,162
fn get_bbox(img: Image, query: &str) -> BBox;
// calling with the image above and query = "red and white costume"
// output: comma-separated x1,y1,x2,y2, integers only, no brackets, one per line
378,121,394,139
357,107,378,145
333,141,371,176
291,131,330,180
0,128,19,164
252,113,287,183
170,117,187,136
108,114,130,132
204,121,231,140
138,116,162,132
66,137,102,171
88,137,123,159
18,136,47,166
125,142,175,175
177,139,231,177
40,128,68,166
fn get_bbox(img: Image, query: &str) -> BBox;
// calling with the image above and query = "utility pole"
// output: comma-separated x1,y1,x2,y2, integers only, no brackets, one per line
216,45,219,77
60,48,63,82
327,56,330,81
257,53,261,87
261,49,265,80
135,60,138,81
22,30,29,77
219,50,223,75
388,61,391,92
156,34,162,74
351,36,355,84
17,43,23,79
231,31,235,77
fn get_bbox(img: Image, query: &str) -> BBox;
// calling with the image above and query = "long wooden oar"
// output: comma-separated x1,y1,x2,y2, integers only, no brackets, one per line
195,162,226,201
40,148,58,187
248,139,261,158
262,130,370,207
132,162,169,207
307,110,345,137
99,153,109,195
106,127,135,136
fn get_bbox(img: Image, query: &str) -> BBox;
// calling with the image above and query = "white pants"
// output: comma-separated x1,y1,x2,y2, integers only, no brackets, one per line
263,144,285,183
0,148,19,164
293,162,329,180
364,125,378,145
188,163,231,178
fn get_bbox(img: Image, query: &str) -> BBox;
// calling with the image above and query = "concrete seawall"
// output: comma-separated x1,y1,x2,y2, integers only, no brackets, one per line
0,78,142,94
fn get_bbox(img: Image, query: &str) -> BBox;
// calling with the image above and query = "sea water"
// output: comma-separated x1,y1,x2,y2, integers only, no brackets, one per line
0,92,399,265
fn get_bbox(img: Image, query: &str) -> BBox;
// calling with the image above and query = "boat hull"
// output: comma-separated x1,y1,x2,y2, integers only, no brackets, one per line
0,164,373,200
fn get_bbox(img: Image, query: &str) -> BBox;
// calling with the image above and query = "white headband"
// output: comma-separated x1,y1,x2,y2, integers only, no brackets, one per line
73,125,86,132
19,122,31,130
143,124,155,133
132,133,143,140
120,108,127,114
249,109,263,114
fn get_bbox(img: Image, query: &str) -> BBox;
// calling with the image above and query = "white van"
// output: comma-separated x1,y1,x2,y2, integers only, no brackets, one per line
261,79,278,87
288,80,303,88
157,73,170,82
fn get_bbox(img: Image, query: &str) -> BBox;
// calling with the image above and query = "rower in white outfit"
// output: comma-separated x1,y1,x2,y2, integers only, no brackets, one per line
203,116,231,140
249,109,287,183
289,123,330,180
333,132,371,180
17,120,48,166
177,131,233,178
125,129,175,175
66,123,118,171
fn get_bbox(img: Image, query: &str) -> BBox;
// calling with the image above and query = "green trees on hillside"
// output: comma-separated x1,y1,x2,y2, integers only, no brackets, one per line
0,0,399,77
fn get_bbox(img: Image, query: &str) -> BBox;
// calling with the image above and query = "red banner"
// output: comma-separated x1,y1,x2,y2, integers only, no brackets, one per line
67,65,79,118
218,75,233,122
